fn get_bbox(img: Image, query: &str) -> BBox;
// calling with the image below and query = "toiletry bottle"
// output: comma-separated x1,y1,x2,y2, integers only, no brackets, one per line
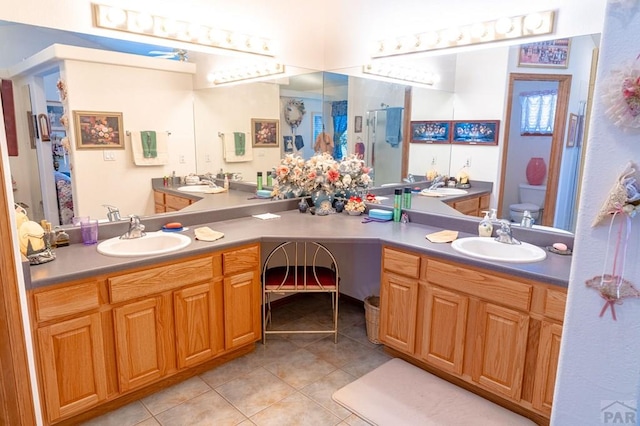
223,174,229,190
257,172,263,191
478,211,493,237
267,171,273,187
393,189,402,222
403,187,412,209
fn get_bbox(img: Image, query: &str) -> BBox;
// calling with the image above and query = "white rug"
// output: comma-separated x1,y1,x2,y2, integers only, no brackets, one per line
332,358,536,425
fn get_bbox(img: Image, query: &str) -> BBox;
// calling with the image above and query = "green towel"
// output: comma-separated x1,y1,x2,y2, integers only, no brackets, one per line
234,132,245,156
142,131,157,158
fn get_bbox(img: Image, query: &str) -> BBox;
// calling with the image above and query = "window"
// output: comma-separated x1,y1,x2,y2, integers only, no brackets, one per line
519,90,557,135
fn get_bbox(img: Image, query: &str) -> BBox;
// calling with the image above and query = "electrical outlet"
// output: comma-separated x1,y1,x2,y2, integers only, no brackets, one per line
179,155,185,164
103,151,115,161
205,154,211,163
465,157,471,167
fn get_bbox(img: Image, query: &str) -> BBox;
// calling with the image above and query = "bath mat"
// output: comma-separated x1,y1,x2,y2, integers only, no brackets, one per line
332,358,535,425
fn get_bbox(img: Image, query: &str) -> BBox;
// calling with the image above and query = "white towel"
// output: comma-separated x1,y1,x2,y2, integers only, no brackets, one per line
223,132,253,163
131,131,169,166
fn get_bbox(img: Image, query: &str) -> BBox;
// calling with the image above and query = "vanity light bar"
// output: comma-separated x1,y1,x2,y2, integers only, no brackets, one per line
362,64,437,86
92,3,274,57
372,10,555,58
207,63,285,85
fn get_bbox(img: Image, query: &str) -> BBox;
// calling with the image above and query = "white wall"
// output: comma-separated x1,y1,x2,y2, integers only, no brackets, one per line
553,1,640,424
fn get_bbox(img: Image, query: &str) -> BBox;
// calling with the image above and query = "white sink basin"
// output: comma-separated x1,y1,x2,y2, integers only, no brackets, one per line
420,188,469,197
97,231,191,257
177,185,213,193
451,237,546,263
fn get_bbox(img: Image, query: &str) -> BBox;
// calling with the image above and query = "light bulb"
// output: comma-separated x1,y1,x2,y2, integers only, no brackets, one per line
524,13,543,31
105,7,126,26
134,13,153,31
495,17,514,35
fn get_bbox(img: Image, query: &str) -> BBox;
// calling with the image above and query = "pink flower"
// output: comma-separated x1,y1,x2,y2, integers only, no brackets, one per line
327,169,341,182
276,165,290,177
362,166,371,174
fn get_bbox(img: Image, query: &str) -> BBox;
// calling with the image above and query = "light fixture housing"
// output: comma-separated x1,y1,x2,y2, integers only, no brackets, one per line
372,10,555,58
93,3,274,57
208,63,285,85
363,64,437,86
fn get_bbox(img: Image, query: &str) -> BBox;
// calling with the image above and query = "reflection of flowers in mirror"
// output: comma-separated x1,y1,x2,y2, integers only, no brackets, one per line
345,196,366,213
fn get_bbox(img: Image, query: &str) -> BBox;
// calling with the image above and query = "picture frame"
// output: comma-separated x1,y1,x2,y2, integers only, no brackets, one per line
251,118,279,147
46,101,65,130
410,120,451,143
26,111,36,149
518,38,571,69
38,113,51,142
354,115,363,133
73,111,124,149
451,120,500,145
566,113,578,148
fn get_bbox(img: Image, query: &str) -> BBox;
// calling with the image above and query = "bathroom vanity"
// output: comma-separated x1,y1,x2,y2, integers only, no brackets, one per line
24,200,571,425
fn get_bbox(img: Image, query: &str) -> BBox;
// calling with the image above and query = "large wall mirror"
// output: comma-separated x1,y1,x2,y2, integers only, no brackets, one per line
1,19,600,235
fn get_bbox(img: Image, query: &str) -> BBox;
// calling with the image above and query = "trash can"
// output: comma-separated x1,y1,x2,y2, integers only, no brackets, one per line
364,296,381,344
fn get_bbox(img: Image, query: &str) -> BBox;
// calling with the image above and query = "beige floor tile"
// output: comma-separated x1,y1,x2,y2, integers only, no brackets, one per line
135,418,161,426
301,369,357,419
250,337,305,364
340,348,392,378
263,348,337,389
306,335,376,368
215,367,296,417
80,401,151,426
341,413,373,425
339,321,381,349
155,390,246,426
141,376,211,415
200,352,263,388
271,317,335,347
249,392,341,426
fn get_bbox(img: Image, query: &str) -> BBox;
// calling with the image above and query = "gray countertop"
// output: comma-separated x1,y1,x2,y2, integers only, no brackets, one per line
27,205,573,290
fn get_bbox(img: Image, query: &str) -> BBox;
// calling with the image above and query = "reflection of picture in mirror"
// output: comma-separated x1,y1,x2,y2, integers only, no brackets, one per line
38,113,51,142
452,121,499,145
567,113,578,147
251,118,279,147
518,38,571,68
354,115,362,133
73,111,124,149
46,101,64,129
410,121,451,143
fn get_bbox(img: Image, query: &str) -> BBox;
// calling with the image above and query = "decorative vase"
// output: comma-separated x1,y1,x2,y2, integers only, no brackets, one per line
334,199,345,213
347,210,362,216
298,199,308,213
311,190,334,211
526,157,547,185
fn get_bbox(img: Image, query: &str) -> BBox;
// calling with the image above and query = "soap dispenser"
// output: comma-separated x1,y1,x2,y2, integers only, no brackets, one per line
478,211,493,237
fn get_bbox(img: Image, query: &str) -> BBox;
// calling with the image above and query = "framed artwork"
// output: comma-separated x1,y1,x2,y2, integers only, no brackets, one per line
410,120,451,143
251,118,279,147
46,101,65,130
354,115,363,133
566,113,578,148
38,113,51,142
518,38,571,68
73,111,124,149
451,120,499,145
26,111,36,149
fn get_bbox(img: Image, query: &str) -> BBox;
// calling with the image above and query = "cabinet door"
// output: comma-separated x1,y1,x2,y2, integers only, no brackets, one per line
532,321,563,415
37,313,107,423
224,270,261,349
421,285,468,375
472,302,529,400
174,282,223,369
113,297,168,392
379,272,418,354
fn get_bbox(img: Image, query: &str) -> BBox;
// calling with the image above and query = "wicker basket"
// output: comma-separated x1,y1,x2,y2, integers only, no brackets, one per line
364,296,381,344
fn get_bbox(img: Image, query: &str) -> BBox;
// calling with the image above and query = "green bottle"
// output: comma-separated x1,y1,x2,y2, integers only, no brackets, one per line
393,189,402,222
403,187,412,209
266,171,273,187
257,172,263,190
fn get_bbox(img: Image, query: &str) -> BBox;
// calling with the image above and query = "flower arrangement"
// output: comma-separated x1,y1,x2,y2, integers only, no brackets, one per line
302,152,341,194
333,154,373,196
271,153,307,198
345,196,366,213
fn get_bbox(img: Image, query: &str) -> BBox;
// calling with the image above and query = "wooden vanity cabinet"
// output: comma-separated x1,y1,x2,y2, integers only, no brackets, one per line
446,193,490,217
153,190,195,213
29,243,260,425
379,245,567,421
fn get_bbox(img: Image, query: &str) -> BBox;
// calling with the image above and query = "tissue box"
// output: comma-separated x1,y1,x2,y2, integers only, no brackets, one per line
368,209,393,220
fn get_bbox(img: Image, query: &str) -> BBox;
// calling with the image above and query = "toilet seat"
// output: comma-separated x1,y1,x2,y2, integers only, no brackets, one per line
510,203,540,213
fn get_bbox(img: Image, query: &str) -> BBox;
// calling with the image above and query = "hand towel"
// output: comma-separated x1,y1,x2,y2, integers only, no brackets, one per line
131,131,168,166
385,107,403,147
223,132,253,162
426,230,458,243
295,135,304,150
194,227,224,242
234,132,245,155
141,130,157,158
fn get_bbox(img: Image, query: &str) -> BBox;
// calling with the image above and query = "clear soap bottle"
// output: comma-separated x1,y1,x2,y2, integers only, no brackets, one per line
478,211,493,237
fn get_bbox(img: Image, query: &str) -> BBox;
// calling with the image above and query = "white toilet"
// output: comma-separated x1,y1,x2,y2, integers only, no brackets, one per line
509,184,546,224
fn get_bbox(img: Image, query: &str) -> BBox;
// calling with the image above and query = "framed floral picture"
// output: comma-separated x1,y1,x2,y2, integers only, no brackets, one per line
73,111,124,149
451,120,499,145
410,120,451,143
251,118,279,147
518,38,571,68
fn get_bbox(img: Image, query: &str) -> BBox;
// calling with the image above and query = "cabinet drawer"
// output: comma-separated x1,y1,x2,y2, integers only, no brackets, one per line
479,194,490,211
165,194,192,210
153,191,165,205
544,288,567,321
449,197,479,215
33,281,100,323
223,245,260,275
427,260,532,311
109,257,214,303
383,247,420,278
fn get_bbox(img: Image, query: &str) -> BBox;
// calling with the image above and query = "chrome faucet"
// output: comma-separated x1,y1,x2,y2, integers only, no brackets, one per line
199,177,218,187
494,220,520,245
428,175,446,190
103,205,121,222
520,210,534,228
403,173,415,184
120,215,146,239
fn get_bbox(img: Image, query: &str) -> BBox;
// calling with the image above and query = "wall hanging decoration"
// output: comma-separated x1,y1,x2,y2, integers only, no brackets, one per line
602,55,640,128
518,38,571,68
410,121,451,143
73,111,124,149
587,162,640,320
451,120,499,145
251,118,279,147
284,99,306,131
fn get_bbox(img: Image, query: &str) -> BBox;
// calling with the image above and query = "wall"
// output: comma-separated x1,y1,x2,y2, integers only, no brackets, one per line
553,1,640,424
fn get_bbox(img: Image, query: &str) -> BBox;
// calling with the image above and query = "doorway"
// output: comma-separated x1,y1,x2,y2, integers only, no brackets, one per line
498,73,572,228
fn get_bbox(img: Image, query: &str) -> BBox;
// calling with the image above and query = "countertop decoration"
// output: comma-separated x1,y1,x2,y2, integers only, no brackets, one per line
345,196,366,214
587,161,640,320
602,54,640,128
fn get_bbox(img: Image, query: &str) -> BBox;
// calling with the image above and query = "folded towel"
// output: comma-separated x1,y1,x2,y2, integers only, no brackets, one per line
141,130,157,158
194,227,224,242
385,107,403,147
203,187,227,194
295,135,304,150
426,230,459,243
223,132,253,163
234,132,245,156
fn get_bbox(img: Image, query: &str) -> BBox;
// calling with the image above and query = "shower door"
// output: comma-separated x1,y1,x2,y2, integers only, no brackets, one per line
365,109,403,186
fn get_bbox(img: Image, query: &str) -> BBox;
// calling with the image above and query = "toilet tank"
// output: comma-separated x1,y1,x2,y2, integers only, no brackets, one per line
519,183,546,207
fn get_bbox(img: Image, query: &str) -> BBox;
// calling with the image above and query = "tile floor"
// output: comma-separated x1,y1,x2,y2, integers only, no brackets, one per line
82,294,390,426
